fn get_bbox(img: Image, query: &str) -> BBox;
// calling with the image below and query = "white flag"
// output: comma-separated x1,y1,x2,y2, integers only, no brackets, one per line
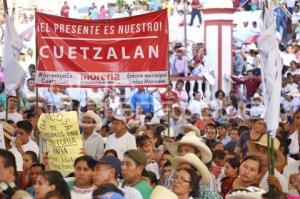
257,4,283,138
2,15,25,95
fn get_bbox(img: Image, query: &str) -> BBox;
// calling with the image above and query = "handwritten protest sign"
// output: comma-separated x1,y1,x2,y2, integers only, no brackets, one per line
37,111,82,175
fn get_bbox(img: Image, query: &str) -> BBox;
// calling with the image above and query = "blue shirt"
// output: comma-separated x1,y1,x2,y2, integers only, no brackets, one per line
131,90,154,113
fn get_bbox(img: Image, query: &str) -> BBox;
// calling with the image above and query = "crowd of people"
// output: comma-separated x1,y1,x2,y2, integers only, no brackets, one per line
1,0,300,199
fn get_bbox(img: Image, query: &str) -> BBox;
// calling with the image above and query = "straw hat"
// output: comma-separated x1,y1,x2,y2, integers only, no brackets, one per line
12,190,33,199
287,89,300,97
225,186,266,199
146,117,160,125
1,121,15,140
170,153,210,185
252,93,262,101
150,186,178,199
172,104,185,115
181,124,200,137
247,134,285,167
127,119,140,129
165,131,212,163
80,111,102,131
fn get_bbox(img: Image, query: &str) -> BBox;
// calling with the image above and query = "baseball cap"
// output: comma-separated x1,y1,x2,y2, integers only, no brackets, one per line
124,149,147,167
112,115,127,124
89,156,121,177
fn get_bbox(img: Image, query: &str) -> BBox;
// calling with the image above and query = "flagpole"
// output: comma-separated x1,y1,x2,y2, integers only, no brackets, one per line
3,0,8,121
3,0,8,15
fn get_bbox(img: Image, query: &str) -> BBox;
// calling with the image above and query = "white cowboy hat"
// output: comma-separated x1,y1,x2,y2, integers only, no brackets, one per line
170,153,210,185
247,134,285,168
150,186,178,199
112,115,127,124
165,131,212,163
172,104,185,115
146,117,160,125
225,186,266,199
287,89,300,97
127,119,140,129
252,93,262,101
181,124,200,137
1,121,15,140
80,111,102,131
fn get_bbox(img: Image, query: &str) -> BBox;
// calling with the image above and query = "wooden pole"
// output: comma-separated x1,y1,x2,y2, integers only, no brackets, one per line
3,0,8,121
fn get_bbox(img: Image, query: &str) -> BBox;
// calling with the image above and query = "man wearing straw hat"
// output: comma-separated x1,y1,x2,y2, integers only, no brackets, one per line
170,103,188,137
81,110,104,160
1,121,23,173
247,134,288,192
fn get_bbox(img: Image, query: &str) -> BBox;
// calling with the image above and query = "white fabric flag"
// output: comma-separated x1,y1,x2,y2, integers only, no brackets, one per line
2,15,25,96
257,4,283,138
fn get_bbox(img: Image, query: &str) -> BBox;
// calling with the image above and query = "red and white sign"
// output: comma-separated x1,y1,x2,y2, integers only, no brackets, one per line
35,10,169,88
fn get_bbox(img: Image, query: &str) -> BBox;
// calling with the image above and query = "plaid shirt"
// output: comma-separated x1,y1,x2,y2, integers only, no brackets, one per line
196,185,222,199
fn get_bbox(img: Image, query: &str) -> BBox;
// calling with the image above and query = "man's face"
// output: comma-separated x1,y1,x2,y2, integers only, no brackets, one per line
255,145,268,166
8,97,18,110
230,130,239,141
252,120,266,134
121,157,143,184
217,126,227,137
93,163,114,186
206,127,216,140
16,128,29,144
178,144,198,156
81,117,96,133
112,120,125,134
27,80,35,90
0,156,13,183
29,166,43,184
74,160,93,187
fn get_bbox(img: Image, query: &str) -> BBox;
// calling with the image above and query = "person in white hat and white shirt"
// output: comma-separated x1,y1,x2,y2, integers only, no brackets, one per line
249,93,264,118
104,115,137,159
170,103,188,137
81,111,104,160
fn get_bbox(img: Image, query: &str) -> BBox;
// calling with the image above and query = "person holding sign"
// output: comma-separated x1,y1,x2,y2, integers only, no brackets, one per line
81,111,104,160
14,120,39,157
1,121,23,173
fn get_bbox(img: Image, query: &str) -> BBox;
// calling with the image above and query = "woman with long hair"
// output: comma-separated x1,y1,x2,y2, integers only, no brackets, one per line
34,170,71,199
172,167,200,199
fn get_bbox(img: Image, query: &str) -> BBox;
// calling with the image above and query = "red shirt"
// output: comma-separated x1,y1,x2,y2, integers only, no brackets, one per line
60,5,70,17
231,76,261,99
191,0,201,9
160,90,179,110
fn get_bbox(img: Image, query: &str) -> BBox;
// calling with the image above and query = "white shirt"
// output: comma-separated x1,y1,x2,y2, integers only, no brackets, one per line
285,0,296,8
71,185,95,199
288,131,299,155
120,185,143,199
259,170,288,193
188,99,207,115
82,131,104,160
9,147,23,172
66,88,87,107
105,132,137,159
44,91,65,111
21,139,39,157
87,89,105,104
0,112,23,123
